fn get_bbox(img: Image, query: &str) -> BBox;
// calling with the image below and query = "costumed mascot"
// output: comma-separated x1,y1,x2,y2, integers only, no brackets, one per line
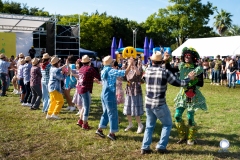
174,47,207,145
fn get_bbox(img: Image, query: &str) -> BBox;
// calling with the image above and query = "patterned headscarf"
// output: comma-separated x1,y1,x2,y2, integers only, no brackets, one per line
181,47,200,63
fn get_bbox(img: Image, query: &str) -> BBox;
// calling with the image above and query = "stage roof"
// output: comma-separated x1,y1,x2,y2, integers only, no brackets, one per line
0,13,54,33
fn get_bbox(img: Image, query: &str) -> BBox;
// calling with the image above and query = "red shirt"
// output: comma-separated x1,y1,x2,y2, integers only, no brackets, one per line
77,65,100,94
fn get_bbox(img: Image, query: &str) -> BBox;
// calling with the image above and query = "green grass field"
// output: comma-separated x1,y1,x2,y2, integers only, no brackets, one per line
0,79,240,160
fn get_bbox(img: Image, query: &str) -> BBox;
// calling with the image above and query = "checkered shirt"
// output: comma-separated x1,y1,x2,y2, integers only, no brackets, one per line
144,65,190,109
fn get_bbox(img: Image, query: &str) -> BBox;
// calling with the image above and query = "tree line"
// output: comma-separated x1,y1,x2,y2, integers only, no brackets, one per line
1,0,240,56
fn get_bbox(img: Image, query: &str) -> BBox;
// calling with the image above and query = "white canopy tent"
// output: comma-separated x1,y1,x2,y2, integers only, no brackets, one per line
172,36,240,58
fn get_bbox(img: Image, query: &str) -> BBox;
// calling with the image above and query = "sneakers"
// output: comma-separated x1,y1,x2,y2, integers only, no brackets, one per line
75,111,80,116
137,124,144,134
177,139,187,144
82,122,91,130
77,119,83,127
95,129,105,138
141,149,153,155
51,114,61,120
124,124,133,131
107,133,116,141
46,114,52,119
26,103,32,107
156,148,170,154
21,103,27,106
66,106,71,110
69,106,76,112
187,140,197,145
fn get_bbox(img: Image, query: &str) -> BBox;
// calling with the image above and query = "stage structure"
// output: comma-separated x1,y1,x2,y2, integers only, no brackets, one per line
53,14,80,57
0,13,54,57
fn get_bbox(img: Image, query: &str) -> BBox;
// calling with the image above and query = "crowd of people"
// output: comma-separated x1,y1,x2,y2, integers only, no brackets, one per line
0,47,239,154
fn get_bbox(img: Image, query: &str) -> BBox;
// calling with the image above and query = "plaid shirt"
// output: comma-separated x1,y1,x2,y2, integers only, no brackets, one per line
144,65,190,109
41,63,51,84
0,59,10,74
30,66,42,86
77,65,100,94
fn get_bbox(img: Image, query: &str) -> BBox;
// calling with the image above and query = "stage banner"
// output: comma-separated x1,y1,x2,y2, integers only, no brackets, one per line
0,32,16,58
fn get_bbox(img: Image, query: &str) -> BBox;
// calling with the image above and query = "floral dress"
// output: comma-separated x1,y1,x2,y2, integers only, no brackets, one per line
116,77,124,104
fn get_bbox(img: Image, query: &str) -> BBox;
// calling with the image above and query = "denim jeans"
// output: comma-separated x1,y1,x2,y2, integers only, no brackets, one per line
80,91,91,121
42,82,50,112
141,104,172,150
24,82,32,103
229,72,236,87
31,85,42,108
99,95,119,133
0,73,7,95
214,70,220,83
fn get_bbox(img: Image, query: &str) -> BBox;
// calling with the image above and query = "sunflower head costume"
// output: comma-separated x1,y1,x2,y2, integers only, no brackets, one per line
181,47,200,64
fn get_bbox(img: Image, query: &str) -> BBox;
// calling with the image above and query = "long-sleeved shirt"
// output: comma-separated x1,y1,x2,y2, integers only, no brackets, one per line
17,64,25,79
41,63,51,84
0,59,10,74
48,66,66,93
77,65,100,94
144,65,190,109
30,66,42,86
23,63,32,84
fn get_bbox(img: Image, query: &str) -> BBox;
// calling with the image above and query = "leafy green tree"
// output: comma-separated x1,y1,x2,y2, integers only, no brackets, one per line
213,8,233,36
20,3,29,15
0,0,3,12
225,24,240,36
145,0,215,47
2,1,21,14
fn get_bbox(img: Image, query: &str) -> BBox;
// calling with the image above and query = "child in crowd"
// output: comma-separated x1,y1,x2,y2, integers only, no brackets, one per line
46,57,68,119
71,59,83,116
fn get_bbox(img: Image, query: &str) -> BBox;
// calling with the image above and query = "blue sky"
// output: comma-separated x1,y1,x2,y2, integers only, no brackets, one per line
12,0,240,27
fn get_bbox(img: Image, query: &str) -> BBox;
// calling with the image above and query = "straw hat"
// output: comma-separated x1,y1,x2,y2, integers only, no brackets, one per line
42,53,50,59
150,51,162,61
32,58,40,66
102,56,114,66
25,56,31,62
20,59,25,65
81,55,91,63
51,56,61,65
0,54,5,59
19,53,24,58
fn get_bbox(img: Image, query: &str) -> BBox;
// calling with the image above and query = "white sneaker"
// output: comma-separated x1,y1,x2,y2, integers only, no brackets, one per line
51,114,61,120
12,89,17,93
69,106,76,112
75,111,80,116
15,91,21,95
66,106,71,110
46,114,52,119
21,103,27,106
124,124,133,131
26,103,32,107
137,124,144,134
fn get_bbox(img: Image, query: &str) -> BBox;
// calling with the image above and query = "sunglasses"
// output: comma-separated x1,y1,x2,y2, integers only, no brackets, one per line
184,54,191,58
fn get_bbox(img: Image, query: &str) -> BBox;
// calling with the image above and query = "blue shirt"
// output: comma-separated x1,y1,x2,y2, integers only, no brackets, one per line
101,66,125,92
23,63,32,84
0,59,10,74
48,66,66,93
17,64,24,79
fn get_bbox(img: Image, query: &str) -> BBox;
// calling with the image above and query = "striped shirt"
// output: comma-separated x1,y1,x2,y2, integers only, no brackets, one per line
41,63,51,84
0,59,11,74
23,63,32,84
144,65,190,109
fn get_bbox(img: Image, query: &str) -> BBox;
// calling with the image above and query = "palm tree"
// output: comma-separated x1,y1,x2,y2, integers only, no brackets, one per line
227,24,240,36
213,9,233,36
